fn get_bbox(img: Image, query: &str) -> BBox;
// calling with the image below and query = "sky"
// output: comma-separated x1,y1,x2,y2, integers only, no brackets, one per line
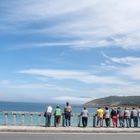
0,0,140,104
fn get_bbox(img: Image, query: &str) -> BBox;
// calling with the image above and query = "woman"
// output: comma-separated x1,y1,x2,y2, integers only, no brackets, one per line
111,108,117,128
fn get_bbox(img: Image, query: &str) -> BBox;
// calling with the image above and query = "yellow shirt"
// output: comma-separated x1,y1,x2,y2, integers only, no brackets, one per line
97,108,104,118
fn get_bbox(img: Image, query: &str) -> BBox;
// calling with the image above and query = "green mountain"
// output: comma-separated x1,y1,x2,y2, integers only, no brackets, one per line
84,96,140,107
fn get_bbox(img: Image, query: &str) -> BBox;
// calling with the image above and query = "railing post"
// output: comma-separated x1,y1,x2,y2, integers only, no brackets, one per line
54,115,56,127
109,117,111,127
21,113,25,126
71,113,74,126
12,113,17,126
30,113,33,126
77,114,80,127
4,113,8,126
62,113,65,127
38,113,41,126
93,115,96,127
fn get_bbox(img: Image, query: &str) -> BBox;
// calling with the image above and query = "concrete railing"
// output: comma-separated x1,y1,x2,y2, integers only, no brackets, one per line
1,111,136,127
0,112,98,127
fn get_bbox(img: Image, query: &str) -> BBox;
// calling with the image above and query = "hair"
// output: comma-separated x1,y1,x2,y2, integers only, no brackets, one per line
66,102,69,106
84,107,86,110
105,106,108,110
56,105,60,108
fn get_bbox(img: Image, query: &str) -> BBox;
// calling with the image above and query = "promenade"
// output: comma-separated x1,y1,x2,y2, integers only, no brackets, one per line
0,126,140,133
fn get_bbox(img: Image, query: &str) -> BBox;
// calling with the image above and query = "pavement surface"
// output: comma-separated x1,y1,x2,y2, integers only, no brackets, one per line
0,133,140,140
0,126,140,133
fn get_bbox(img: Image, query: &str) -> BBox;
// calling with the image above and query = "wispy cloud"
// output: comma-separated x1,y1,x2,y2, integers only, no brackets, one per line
102,53,140,80
52,96,93,104
18,69,128,85
1,0,140,50
102,53,140,65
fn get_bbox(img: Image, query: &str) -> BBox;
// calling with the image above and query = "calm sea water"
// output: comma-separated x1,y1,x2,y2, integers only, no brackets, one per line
0,101,96,126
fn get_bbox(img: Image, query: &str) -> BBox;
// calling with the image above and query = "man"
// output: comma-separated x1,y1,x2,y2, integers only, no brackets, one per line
96,107,104,127
45,105,53,127
80,107,89,127
124,107,130,128
64,102,72,127
131,107,138,127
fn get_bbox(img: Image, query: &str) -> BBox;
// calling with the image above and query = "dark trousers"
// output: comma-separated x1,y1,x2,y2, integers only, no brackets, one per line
82,117,88,127
105,118,110,127
97,117,103,127
55,116,61,127
65,112,71,127
119,117,124,127
133,117,138,127
46,113,51,127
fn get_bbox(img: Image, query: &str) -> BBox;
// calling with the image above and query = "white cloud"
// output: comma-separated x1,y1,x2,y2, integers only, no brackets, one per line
1,0,140,49
18,69,127,85
120,63,140,80
52,96,93,104
101,54,140,80
102,53,140,65
91,84,140,98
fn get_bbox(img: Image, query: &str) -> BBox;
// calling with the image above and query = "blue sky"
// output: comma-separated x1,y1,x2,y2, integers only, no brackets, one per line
0,0,140,104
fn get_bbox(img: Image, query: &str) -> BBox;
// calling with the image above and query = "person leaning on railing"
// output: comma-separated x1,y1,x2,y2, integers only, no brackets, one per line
54,105,62,127
80,107,89,127
44,105,53,127
64,102,72,127
117,107,124,128
138,107,140,127
96,107,104,127
124,107,131,128
104,107,110,127
131,107,138,127
111,108,117,128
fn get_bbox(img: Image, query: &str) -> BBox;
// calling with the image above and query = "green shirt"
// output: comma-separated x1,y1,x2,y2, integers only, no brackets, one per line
54,108,61,116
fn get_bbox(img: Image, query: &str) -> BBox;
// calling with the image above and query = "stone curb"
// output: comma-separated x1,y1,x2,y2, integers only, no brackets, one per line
0,126,140,133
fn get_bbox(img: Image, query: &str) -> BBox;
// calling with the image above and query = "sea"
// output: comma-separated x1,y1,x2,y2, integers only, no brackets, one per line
0,101,96,127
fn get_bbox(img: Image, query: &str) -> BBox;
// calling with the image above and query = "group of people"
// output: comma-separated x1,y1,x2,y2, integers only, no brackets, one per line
44,103,140,128
44,102,72,127
96,106,140,128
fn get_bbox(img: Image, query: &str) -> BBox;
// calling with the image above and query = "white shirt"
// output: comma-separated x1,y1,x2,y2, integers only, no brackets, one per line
47,106,53,113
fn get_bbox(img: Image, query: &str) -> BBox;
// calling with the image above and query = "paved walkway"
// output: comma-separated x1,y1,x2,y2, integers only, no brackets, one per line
0,126,140,133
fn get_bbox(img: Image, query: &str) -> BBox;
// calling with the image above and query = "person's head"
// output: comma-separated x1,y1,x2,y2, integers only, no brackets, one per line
66,102,69,106
117,107,121,109
84,107,86,110
105,106,108,110
98,107,101,109
125,107,128,110
56,105,60,108
132,107,135,110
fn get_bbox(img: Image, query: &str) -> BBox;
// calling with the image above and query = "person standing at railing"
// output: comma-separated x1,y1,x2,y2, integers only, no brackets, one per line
44,105,53,127
80,107,89,127
117,107,124,128
111,108,117,128
104,107,110,127
96,107,104,127
54,105,62,127
124,107,131,128
64,102,72,127
131,107,138,127
138,107,140,127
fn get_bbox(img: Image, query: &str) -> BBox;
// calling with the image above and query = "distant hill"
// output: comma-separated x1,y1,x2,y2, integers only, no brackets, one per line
84,96,140,107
